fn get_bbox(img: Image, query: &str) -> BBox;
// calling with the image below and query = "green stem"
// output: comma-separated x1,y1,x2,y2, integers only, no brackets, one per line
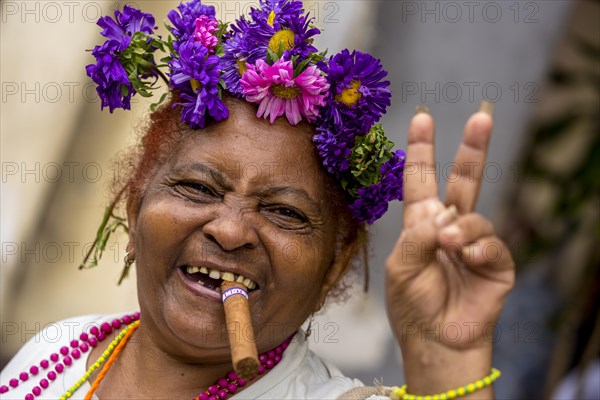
156,67,169,86
79,186,127,270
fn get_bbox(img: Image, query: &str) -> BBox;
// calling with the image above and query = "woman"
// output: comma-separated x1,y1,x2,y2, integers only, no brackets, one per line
0,1,514,399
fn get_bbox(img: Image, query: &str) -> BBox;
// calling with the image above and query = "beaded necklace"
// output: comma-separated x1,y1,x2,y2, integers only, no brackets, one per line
75,323,292,400
0,313,140,400
0,313,293,400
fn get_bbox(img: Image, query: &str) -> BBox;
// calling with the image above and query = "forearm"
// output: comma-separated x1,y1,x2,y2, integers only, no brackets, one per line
400,340,494,399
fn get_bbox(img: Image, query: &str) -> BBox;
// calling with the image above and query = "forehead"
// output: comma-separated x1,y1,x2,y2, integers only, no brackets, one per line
170,104,329,196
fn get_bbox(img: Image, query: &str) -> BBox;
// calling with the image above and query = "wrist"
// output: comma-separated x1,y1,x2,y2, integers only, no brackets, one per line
400,337,493,396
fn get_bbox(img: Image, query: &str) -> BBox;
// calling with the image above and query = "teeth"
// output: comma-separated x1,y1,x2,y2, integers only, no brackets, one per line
190,266,258,290
221,272,235,282
197,280,204,286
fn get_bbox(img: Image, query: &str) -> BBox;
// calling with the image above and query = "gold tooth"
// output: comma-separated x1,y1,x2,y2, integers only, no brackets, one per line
209,269,221,279
199,267,209,274
222,272,235,282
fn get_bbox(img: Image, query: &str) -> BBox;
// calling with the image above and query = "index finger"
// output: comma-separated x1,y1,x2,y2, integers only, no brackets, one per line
403,110,439,207
444,102,494,214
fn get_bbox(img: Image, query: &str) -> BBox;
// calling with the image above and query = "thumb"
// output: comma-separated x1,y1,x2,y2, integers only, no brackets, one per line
386,206,458,278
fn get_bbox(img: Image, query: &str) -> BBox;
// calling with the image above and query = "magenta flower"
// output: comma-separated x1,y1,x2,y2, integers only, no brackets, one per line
194,15,218,52
240,59,329,125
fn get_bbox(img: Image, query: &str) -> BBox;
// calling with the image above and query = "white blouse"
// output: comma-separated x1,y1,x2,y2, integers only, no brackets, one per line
0,313,387,400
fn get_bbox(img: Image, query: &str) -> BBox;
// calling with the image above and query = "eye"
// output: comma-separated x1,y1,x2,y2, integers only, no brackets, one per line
265,206,308,223
174,181,219,200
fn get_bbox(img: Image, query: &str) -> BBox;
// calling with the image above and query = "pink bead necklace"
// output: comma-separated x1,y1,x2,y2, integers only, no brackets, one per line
0,313,293,400
0,313,140,400
193,336,292,400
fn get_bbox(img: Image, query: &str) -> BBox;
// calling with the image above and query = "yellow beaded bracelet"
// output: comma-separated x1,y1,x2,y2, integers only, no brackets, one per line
389,368,501,400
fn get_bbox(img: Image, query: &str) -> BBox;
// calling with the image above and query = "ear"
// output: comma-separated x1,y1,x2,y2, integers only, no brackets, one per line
314,237,362,313
126,193,142,250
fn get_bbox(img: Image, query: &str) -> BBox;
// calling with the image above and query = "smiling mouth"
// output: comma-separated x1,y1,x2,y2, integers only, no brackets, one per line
180,266,259,292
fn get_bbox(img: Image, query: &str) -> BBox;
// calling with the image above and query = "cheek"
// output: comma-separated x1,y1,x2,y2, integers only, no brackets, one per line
265,234,334,310
135,197,193,287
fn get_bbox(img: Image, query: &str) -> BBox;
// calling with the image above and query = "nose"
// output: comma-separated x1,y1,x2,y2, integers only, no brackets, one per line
202,209,260,252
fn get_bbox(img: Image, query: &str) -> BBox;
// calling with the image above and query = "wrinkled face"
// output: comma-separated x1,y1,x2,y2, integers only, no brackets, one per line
128,101,348,363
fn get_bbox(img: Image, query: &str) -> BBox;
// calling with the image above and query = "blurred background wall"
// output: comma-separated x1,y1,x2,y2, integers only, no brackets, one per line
1,1,598,398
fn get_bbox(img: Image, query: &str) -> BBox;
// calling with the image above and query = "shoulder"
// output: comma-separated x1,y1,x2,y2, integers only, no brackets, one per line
296,348,367,397
2,314,104,376
1,313,134,399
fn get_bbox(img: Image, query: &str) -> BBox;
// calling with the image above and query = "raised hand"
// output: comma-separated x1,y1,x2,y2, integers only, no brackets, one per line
385,103,515,395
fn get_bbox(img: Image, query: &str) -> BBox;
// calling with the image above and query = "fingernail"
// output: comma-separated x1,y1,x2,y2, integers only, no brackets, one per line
479,100,494,117
416,105,430,115
434,205,458,228
440,224,461,242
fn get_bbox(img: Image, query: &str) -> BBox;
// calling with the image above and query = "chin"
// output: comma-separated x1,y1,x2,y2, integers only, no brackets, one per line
137,273,233,361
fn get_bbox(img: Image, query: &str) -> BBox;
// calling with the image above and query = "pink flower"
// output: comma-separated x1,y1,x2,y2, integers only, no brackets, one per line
194,15,218,52
240,59,329,125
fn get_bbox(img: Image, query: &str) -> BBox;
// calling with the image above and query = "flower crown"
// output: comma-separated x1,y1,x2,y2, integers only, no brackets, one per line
86,0,406,224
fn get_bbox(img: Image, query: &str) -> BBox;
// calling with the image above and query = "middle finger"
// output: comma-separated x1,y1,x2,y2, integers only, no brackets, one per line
444,102,494,214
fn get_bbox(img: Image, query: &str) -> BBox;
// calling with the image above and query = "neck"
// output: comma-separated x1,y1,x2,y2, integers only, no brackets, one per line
90,325,238,399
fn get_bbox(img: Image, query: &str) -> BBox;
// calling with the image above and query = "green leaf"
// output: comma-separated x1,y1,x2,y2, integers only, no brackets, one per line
137,88,153,98
150,92,169,112
346,124,397,188
216,21,229,40
267,49,280,64
294,58,312,77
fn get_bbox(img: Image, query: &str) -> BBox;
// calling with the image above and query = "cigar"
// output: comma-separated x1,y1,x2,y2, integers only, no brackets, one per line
220,281,259,380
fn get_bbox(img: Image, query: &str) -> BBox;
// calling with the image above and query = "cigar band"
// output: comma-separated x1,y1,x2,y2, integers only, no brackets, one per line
222,287,249,302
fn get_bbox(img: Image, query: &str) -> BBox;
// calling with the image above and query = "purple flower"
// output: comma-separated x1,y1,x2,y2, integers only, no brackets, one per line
349,185,389,225
97,5,155,51
246,8,320,62
313,127,354,177
221,0,319,95
349,150,406,224
168,0,216,50
169,39,228,128
379,149,406,201
249,0,304,26
178,89,229,129
321,49,391,133
221,16,253,95
86,6,156,112
86,41,133,112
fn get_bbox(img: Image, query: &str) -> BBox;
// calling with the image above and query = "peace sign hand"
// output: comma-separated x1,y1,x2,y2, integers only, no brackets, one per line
385,103,515,394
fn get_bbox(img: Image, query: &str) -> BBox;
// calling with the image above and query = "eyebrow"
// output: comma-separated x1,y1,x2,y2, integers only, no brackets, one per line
171,163,231,188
